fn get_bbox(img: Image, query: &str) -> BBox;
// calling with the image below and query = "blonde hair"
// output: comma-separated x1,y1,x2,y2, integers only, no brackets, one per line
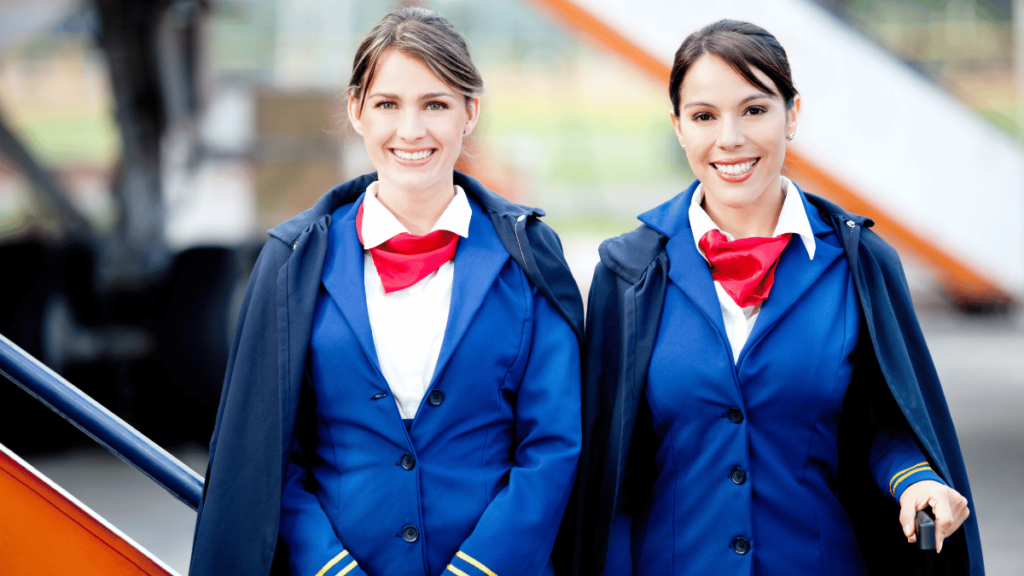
349,7,484,113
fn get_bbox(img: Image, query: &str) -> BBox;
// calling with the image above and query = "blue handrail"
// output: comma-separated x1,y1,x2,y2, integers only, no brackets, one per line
0,332,204,510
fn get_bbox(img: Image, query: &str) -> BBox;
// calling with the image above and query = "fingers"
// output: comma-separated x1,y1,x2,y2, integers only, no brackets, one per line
930,494,954,553
938,491,970,553
897,480,936,541
898,499,917,540
930,488,971,553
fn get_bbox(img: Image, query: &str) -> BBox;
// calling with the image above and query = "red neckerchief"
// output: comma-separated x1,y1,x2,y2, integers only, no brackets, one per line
356,201,459,294
698,229,792,308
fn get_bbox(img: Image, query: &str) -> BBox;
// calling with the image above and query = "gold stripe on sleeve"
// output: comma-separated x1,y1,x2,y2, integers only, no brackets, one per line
890,464,933,497
447,565,471,576
889,461,929,495
315,550,349,576
456,551,498,576
336,560,359,576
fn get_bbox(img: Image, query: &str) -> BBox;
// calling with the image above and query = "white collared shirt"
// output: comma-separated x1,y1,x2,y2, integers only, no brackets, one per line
361,181,472,419
688,176,816,362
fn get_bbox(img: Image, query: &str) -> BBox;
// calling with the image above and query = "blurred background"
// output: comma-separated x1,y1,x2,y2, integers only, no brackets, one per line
0,0,1021,573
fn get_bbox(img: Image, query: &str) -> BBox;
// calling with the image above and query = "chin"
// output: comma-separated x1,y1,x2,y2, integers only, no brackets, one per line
707,175,779,207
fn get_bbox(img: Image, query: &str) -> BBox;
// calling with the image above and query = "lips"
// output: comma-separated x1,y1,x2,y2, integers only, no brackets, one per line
392,149,434,161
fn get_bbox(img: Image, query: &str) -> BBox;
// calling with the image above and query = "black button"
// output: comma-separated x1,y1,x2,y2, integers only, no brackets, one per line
400,454,416,470
726,407,744,424
730,467,746,485
428,390,445,406
733,536,750,555
402,525,419,543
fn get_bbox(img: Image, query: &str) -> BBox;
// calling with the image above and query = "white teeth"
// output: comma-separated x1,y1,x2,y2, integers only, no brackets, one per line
393,149,433,161
713,159,756,175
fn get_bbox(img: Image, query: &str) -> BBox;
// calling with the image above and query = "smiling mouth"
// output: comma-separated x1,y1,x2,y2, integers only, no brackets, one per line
712,158,758,176
392,149,434,161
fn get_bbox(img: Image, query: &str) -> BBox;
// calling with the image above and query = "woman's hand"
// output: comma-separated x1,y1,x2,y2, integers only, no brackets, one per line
898,480,970,552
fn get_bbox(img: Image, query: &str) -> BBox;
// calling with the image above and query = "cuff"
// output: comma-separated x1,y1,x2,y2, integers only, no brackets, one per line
315,550,366,576
889,461,945,501
447,551,498,576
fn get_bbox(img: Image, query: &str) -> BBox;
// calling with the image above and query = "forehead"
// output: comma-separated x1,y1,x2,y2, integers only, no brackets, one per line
680,54,779,104
367,50,458,97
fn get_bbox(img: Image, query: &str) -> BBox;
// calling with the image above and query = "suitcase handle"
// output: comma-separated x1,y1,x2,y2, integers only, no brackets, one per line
916,508,937,551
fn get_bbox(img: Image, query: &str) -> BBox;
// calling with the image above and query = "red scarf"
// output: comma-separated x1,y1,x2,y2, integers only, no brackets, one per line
698,229,792,308
356,202,459,294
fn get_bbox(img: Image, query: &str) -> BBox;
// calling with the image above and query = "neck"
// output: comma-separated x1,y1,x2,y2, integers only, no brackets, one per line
703,178,785,239
375,178,456,236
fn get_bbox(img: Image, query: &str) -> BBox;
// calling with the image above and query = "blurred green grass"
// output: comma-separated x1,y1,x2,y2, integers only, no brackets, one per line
11,112,118,165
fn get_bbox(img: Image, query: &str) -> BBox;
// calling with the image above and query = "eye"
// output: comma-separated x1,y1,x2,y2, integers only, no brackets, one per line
375,100,397,110
425,101,448,111
691,111,714,122
745,106,767,116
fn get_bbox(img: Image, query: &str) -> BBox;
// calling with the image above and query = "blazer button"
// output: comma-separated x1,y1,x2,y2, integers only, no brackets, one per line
428,390,445,406
726,407,744,424
730,467,747,485
732,536,750,555
402,525,419,543
400,454,416,470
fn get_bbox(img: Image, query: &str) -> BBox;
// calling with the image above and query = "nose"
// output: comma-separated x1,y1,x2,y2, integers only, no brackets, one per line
397,109,427,141
717,116,744,149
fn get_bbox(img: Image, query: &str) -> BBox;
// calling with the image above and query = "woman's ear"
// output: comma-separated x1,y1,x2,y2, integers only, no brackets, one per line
669,109,686,150
348,92,364,136
463,97,481,136
786,94,801,141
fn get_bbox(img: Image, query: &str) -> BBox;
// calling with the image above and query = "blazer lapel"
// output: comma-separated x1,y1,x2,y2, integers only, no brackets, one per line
321,198,384,378
739,202,843,364
642,181,729,347
430,199,509,385
664,233,730,346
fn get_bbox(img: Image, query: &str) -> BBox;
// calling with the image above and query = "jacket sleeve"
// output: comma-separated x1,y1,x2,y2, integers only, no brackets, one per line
445,288,582,576
864,375,946,501
191,239,293,576
868,425,946,501
850,235,948,502
279,434,369,576
568,237,666,576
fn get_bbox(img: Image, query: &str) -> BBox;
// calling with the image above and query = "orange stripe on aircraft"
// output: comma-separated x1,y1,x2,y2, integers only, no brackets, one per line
525,0,1011,304
0,446,174,576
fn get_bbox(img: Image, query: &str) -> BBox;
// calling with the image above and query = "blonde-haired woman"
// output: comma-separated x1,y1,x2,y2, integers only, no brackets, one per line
190,8,583,576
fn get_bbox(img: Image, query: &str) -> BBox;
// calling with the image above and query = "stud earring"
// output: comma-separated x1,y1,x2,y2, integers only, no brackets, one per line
682,145,686,150
786,133,794,141
463,130,467,135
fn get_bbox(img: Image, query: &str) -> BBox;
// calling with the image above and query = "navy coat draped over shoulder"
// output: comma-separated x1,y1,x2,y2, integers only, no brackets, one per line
189,171,584,576
556,181,983,576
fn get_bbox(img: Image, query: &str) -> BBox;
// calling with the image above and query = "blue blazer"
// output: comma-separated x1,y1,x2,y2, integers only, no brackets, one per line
556,181,983,576
190,172,584,576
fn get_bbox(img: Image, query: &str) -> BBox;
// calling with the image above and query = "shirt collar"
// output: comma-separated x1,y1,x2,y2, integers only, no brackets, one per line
688,175,816,260
360,181,472,249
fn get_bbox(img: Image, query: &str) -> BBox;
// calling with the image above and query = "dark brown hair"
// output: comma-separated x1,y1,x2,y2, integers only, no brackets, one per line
669,20,797,116
349,7,484,114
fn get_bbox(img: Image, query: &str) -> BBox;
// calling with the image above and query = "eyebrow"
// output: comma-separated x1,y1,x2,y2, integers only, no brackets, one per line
421,92,456,100
367,92,457,100
683,93,774,109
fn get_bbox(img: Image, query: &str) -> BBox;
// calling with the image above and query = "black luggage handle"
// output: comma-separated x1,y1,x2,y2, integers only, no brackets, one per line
916,508,937,551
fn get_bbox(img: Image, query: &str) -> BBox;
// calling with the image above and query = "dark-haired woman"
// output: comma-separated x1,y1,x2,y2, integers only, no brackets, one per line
189,8,582,576
565,19,981,576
